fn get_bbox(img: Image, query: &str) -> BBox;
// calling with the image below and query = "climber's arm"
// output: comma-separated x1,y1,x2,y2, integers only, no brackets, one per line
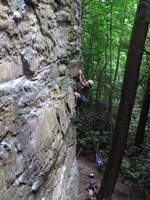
79,70,86,86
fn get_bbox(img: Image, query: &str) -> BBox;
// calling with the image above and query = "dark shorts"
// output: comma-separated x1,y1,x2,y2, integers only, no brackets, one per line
80,94,87,103
76,94,87,108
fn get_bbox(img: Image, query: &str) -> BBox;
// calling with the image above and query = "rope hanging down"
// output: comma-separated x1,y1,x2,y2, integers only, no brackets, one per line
82,110,105,168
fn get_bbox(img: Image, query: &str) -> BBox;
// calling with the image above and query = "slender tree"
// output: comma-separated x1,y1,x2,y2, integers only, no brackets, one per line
97,0,149,199
95,50,108,110
105,0,113,131
134,70,150,147
113,5,127,86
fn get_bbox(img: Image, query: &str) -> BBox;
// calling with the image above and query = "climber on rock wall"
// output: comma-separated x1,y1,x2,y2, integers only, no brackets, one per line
74,69,94,108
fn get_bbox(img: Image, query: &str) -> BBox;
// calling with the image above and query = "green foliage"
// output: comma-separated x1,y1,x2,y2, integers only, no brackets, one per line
121,159,140,184
121,159,130,170
78,130,109,149
121,142,150,197
78,0,150,198
82,0,137,86
76,107,111,154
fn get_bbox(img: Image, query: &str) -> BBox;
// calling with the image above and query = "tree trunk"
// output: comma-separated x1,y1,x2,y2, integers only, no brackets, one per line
97,0,149,199
134,72,150,147
85,33,93,79
105,1,113,131
95,51,108,110
113,6,127,86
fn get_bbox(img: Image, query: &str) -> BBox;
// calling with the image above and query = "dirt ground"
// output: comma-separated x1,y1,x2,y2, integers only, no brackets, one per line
77,156,145,200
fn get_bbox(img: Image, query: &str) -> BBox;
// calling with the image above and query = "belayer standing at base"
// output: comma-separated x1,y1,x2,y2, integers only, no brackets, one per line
74,69,94,108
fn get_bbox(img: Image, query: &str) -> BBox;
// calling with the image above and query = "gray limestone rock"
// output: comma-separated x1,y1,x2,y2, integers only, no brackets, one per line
21,49,38,77
56,10,71,22
0,0,81,199
24,0,38,7
12,11,22,23
31,180,40,192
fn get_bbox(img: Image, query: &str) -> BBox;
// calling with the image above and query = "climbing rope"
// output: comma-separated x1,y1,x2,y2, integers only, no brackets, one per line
82,109,105,168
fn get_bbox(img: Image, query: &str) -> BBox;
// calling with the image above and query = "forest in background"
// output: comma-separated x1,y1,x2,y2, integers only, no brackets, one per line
76,0,150,199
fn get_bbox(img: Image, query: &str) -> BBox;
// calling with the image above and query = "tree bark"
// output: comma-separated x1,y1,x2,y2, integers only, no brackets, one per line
85,34,93,79
105,0,113,131
95,51,108,110
113,6,127,86
134,72,150,147
97,0,149,199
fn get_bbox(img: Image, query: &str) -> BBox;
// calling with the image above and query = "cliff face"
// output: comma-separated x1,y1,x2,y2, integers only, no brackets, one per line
0,0,81,199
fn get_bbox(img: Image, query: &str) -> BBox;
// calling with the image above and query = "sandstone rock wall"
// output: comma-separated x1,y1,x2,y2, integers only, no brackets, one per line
0,0,82,199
